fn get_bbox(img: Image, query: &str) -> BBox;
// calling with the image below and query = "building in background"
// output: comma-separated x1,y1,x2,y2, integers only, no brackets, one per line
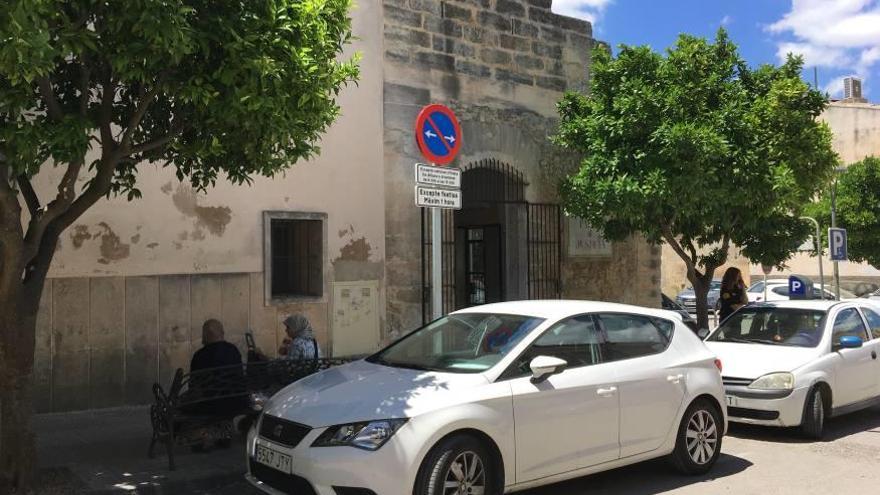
750,84,880,293
31,0,660,413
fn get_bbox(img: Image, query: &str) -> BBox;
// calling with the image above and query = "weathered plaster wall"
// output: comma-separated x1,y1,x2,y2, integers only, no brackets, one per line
31,272,337,413
29,2,386,411
381,0,659,337
35,0,384,282
822,102,880,164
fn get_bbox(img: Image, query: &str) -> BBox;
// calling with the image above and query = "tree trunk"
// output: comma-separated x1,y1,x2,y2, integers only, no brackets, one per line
692,277,711,331
0,300,39,493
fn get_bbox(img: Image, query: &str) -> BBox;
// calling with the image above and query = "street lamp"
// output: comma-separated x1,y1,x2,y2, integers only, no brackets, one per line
830,166,847,300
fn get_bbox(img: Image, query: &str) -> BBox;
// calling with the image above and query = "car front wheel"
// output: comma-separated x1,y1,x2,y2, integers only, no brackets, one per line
415,434,502,495
800,386,825,439
671,399,723,475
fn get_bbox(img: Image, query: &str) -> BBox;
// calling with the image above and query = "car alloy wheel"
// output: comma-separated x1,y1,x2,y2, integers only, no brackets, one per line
443,451,486,495
685,409,718,465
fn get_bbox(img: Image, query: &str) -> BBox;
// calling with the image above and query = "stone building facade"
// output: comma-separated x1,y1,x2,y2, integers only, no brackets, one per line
29,0,660,413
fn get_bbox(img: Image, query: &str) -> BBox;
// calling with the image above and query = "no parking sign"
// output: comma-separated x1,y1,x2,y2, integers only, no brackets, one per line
414,104,462,165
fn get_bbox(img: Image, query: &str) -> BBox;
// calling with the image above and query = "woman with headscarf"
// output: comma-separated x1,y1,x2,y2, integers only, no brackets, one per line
279,314,321,361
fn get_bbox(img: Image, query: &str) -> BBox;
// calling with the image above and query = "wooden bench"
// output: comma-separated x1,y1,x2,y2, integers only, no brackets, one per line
148,356,351,470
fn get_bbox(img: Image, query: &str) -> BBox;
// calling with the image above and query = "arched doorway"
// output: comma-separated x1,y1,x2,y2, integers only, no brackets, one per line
421,159,561,323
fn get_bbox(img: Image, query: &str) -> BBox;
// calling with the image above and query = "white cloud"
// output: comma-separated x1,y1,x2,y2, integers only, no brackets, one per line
552,0,613,24
776,42,852,68
824,75,848,97
721,15,733,26
769,0,880,97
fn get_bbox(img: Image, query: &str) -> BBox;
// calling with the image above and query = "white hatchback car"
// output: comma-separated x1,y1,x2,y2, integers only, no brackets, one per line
706,300,880,438
747,281,857,303
246,301,726,495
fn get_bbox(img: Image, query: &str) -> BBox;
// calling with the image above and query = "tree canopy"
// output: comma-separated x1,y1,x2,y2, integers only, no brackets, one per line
807,157,880,269
0,1,357,490
555,29,838,326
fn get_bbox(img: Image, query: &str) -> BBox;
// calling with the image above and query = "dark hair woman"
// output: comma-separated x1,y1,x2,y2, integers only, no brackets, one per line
719,267,748,321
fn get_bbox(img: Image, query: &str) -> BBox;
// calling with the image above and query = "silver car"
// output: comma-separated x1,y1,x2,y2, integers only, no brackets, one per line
676,280,723,314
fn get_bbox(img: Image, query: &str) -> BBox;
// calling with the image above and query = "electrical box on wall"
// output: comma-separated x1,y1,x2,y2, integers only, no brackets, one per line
331,281,380,357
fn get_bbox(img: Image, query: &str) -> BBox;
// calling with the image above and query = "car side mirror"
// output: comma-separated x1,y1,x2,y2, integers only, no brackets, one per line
529,356,568,383
836,335,864,350
697,328,710,339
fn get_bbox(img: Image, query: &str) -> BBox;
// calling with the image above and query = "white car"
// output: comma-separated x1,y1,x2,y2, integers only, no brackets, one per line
705,300,880,438
747,281,857,303
246,300,727,495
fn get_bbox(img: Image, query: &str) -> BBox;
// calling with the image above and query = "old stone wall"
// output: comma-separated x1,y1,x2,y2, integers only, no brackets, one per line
31,272,332,413
382,0,660,337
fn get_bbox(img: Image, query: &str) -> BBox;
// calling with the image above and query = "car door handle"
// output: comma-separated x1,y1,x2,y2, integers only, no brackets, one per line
667,374,685,384
596,386,617,397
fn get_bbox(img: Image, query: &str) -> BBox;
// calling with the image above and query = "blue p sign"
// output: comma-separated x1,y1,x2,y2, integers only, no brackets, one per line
789,275,813,300
829,228,848,262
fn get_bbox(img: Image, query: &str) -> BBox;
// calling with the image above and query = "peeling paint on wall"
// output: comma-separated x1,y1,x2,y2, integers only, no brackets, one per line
169,184,233,236
71,225,93,249
146,242,159,249
96,222,130,264
130,234,141,244
337,237,372,262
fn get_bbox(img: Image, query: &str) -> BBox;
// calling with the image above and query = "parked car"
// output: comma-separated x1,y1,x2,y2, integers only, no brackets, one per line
705,300,880,438
247,300,727,495
747,281,858,303
676,280,723,314
662,293,700,333
864,289,880,301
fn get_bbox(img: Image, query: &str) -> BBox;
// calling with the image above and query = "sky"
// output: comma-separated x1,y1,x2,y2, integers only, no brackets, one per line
551,0,880,100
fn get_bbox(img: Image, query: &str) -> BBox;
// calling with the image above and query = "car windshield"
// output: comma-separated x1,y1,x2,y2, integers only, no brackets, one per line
748,282,765,293
710,280,722,291
707,307,827,347
368,313,545,373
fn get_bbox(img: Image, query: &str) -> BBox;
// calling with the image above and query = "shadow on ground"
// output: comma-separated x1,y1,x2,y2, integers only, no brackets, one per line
521,453,751,495
727,404,880,444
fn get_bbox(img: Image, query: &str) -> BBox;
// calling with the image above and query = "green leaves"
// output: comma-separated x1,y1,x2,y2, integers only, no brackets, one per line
557,29,837,273
1,0,359,193
807,157,880,268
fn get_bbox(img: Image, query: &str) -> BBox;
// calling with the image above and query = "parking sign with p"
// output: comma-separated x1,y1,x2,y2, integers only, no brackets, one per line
829,228,847,262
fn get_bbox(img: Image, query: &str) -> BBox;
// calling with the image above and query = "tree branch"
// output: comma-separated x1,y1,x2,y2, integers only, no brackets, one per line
99,72,116,150
37,77,63,121
661,225,696,275
16,175,41,218
119,82,163,153
78,58,91,117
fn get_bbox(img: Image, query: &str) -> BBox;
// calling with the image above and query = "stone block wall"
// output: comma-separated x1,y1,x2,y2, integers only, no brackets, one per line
32,273,329,413
383,0,592,92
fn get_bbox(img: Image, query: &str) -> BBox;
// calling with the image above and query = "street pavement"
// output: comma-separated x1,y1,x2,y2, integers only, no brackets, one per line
36,404,880,494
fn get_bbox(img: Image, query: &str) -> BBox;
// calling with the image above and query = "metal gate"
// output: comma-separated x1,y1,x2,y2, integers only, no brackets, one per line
421,159,562,323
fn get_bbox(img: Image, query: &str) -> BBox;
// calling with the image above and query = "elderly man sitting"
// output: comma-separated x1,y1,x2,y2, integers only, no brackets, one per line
183,319,247,451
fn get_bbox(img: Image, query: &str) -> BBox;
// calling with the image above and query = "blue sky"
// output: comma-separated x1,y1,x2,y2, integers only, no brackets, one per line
552,0,880,100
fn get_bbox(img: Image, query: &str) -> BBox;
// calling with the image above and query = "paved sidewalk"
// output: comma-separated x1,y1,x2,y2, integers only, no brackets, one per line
35,406,250,494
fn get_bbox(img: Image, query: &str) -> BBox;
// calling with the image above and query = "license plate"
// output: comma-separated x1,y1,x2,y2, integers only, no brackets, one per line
726,395,738,407
255,444,293,474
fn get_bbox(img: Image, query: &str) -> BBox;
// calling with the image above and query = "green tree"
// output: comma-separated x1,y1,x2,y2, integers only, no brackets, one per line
807,157,880,269
0,1,358,490
555,30,837,329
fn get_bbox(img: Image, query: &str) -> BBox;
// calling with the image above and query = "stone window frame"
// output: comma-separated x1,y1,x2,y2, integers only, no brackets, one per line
263,210,329,306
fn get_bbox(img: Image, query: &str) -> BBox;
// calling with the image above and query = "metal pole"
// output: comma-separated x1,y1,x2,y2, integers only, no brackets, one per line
800,216,825,297
432,206,443,320
831,178,841,300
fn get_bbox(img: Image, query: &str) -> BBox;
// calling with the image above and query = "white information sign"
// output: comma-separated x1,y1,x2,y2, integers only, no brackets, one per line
415,163,461,188
567,217,612,258
415,185,462,210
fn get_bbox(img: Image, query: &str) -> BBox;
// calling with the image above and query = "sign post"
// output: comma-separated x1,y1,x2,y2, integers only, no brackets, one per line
414,105,462,320
829,227,847,300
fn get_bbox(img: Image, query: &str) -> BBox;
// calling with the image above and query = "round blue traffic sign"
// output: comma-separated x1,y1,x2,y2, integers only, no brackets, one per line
415,104,462,166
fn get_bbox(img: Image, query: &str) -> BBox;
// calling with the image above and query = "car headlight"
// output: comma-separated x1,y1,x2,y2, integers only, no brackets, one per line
312,419,407,451
749,372,794,390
